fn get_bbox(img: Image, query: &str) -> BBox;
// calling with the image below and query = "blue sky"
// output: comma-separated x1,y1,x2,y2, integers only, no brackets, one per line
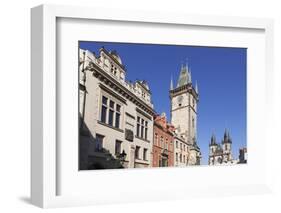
79,41,247,165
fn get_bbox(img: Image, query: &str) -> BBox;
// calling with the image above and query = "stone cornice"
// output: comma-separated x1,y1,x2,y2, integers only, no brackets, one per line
99,83,127,104
171,104,197,115
136,107,152,120
88,62,155,116
169,83,199,101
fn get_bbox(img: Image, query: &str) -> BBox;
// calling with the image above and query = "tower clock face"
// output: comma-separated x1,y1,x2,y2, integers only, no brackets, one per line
177,95,183,104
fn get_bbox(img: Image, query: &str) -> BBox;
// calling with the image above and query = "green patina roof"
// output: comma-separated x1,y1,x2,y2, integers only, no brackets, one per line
177,65,190,87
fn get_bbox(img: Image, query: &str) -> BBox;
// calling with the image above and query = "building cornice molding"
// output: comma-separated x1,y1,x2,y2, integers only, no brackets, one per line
169,83,199,101
171,104,197,115
99,83,127,104
88,62,155,116
136,107,152,120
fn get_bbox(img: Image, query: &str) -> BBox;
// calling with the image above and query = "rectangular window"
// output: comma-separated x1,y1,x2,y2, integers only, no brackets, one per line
137,117,140,137
109,100,114,108
102,96,108,105
160,136,163,148
135,146,140,159
95,134,104,151
115,113,120,128
100,96,122,129
154,133,158,145
180,143,182,150
100,96,108,123
136,116,147,140
192,117,195,128
116,104,121,112
115,140,122,155
108,109,114,126
143,148,148,160
108,100,114,126
141,119,144,138
176,153,178,162
145,121,148,140
136,123,140,137
115,104,121,128
101,105,107,123
176,141,178,148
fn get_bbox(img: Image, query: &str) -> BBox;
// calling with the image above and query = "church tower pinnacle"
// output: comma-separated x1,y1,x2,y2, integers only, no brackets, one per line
170,75,173,90
170,61,200,165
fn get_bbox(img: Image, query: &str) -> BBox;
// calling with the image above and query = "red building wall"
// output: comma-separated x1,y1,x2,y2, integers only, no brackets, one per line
152,114,174,167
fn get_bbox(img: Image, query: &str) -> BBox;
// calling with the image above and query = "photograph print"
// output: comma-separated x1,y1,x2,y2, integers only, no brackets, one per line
79,41,247,170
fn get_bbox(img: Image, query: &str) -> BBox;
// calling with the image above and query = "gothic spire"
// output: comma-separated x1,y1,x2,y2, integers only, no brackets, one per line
170,75,174,90
188,67,192,83
223,129,232,144
223,129,228,141
210,133,217,145
177,64,188,87
195,81,199,94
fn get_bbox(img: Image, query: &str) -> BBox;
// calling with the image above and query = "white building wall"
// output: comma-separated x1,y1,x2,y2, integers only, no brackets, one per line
80,48,154,169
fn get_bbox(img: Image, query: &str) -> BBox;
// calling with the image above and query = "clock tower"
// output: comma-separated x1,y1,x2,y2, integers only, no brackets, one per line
170,64,201,164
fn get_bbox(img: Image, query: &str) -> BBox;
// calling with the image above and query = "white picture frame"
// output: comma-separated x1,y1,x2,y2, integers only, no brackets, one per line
31,4,274,208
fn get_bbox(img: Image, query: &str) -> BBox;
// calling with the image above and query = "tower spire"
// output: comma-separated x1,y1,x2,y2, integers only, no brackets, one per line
210,133,217,145
170,75,174,90
195,81,199,94
189,67,192,83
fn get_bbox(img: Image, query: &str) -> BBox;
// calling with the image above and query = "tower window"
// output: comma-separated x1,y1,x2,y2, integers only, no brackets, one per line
192,117,195,128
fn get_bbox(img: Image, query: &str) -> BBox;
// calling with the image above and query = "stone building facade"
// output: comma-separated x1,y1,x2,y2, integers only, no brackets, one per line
79,47,155,170
169,64,201,165
152,113,174,167
174,134,190,166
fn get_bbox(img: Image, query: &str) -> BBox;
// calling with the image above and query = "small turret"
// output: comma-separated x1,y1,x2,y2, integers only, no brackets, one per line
210,133,217,146
222,129,232,144
188,68,192,83
170,75,173,90
195,81,199,94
